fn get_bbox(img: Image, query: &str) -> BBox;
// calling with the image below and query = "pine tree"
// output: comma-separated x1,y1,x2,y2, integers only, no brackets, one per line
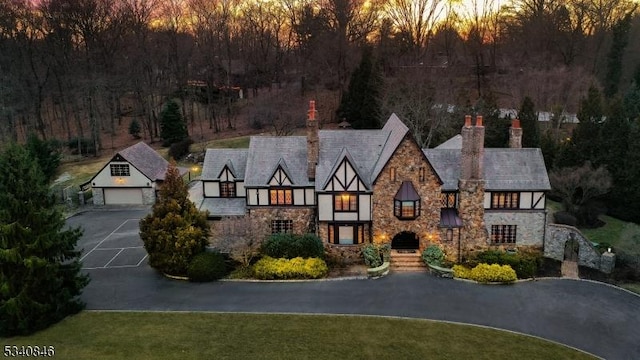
25,133,61,183
160,99,188,147
518,96,540,148
337,48,383,129
0,144,88,337
476,93,509,148
139,160,209,276
604,14,633,99
129,118,141,139
569,86,604,166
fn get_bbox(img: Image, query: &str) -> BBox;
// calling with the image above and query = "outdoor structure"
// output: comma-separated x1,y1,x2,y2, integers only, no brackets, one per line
89,142,186,205
198,102,551,262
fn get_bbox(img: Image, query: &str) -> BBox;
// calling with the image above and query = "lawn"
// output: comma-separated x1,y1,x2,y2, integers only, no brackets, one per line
4,312,595,360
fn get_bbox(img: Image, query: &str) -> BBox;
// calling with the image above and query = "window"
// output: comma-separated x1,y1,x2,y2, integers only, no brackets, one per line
491,225,517,244
269,188,293,205
220,182,235,197
271,220,293,234
390,167,396,182
328,224,365,245
419,167,425,182
334,193,357,212
491,192,519,209
440,192,457,208
394,199,420,220
110,164,130,176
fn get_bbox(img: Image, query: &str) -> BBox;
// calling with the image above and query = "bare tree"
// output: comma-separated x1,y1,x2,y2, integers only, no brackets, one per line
210,216,270,268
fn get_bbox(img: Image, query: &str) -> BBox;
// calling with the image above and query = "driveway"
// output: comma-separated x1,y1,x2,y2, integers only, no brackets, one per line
68,210,640,360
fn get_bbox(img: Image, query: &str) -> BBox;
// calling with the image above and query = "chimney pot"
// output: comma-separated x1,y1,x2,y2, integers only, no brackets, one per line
464,115,472,127
476,115,483,127
512,119,521,128
307,100,316,121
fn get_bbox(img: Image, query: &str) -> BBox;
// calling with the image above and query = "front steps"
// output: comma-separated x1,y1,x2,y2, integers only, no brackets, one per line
390,250,427,272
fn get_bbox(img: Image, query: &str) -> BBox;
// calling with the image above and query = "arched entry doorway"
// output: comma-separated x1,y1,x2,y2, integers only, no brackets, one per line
564,235,580,262
391,231,419,250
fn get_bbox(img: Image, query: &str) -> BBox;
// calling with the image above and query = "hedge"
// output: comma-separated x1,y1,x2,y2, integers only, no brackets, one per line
453,263,517,283
260,233,324,259
187,251,227,282
475,250,540,279
252,256,328,280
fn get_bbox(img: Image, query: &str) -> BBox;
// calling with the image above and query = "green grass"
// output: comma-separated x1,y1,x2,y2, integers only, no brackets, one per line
580,215,640,248
5,312,594,360
620,283,640,294
194,135,250,150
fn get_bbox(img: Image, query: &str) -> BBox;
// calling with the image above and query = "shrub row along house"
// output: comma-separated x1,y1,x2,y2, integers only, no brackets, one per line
195,101,550,263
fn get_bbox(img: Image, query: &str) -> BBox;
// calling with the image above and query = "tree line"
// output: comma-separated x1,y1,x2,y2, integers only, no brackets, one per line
1,0,639,155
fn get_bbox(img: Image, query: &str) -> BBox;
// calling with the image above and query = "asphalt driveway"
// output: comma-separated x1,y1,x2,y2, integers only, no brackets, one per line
68,209,640,360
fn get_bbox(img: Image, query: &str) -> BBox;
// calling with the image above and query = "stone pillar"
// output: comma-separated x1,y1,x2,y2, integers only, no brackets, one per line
600,252,616,274
78,191,85,206
307,100,319,180
509,119,523,149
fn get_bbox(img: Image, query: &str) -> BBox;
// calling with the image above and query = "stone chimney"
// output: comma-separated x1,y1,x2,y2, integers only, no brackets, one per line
509,118,523,149
307,100,319,180
461,115,485,180
472,115,485,180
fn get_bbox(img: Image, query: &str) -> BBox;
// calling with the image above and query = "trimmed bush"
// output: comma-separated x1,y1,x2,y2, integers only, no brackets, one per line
470,263,517,283
187,251,227,282
475,250,541,279
453,264,472,279
260,233,324,259
422,245,445,266
361,243,390,268
252,256,328,280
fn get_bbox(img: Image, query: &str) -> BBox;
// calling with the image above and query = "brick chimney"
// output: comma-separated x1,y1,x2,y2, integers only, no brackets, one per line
509,118,523,149
460,115,473,180
307,100,319,180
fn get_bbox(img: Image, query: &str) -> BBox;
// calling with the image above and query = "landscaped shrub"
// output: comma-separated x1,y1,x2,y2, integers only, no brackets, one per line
252,256,328,280
475,250,541,279
469,263,517,283
422,245,445,266
453,264,472,279
260,233,324,259
187,251,227,282
554,211,578,226
362,244,382,268
168,138,194,160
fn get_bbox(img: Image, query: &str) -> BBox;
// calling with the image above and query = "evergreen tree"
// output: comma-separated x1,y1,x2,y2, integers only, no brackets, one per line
337,48,383,129
160,100,188,147
25,133,61,183
139,160,209,276
129,118,141,139
0,144,88,337
518,96,540,148
568,86,604,166
615,121,640,222
604,14,633,99
476,93,509,147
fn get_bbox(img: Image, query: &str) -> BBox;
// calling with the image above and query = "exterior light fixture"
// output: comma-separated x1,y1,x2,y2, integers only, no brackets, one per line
446,228,454,242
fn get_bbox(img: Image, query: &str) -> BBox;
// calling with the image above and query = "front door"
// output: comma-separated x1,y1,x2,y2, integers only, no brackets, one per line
391,231,419,250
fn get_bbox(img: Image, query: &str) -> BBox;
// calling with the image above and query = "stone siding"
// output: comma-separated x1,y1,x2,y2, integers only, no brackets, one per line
325,243,366,266
142,187,156,205
249,207,315,235
458,179,488,259
93,188,104,205
371,136,442,249
484,210,546,247
544,224,604,270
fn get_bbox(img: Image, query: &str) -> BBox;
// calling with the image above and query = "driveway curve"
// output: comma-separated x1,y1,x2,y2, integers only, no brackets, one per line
82,267,640,360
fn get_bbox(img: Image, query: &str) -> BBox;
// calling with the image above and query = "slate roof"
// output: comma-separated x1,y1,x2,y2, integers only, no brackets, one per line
423,148,551,191
244,136,311,187
118,142,169,181
199,198,246,216
394,181,420,201
371,114,409,182
316,130,387,190
201,149,248,180
435,134,462,149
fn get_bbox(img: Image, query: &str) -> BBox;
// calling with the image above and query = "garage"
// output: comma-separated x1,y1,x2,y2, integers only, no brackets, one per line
103,188,144,205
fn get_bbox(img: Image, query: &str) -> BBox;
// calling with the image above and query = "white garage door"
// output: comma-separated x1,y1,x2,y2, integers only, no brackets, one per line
104,188,144,205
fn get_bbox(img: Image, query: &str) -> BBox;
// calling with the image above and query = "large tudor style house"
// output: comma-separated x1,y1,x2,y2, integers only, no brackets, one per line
197,101,551,262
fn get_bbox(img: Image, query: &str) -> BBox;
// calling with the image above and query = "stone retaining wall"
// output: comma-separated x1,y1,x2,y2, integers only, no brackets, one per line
544,224,615,273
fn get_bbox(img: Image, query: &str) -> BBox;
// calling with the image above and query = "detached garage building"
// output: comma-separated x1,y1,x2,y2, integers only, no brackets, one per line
89,142,183,205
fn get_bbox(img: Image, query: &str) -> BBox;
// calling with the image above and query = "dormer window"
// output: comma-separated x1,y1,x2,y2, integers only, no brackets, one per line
269,188,293,205
220,182,235,197
394,181,420,220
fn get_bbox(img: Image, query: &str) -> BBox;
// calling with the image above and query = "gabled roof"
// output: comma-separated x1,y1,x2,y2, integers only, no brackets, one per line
423,148,551,191
435,135,463,149
110,141,170,181
244,136,311,187
269,158,295,185
199,198,246,216
316,130,387,191
370,113,410,182
201,149,248,180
